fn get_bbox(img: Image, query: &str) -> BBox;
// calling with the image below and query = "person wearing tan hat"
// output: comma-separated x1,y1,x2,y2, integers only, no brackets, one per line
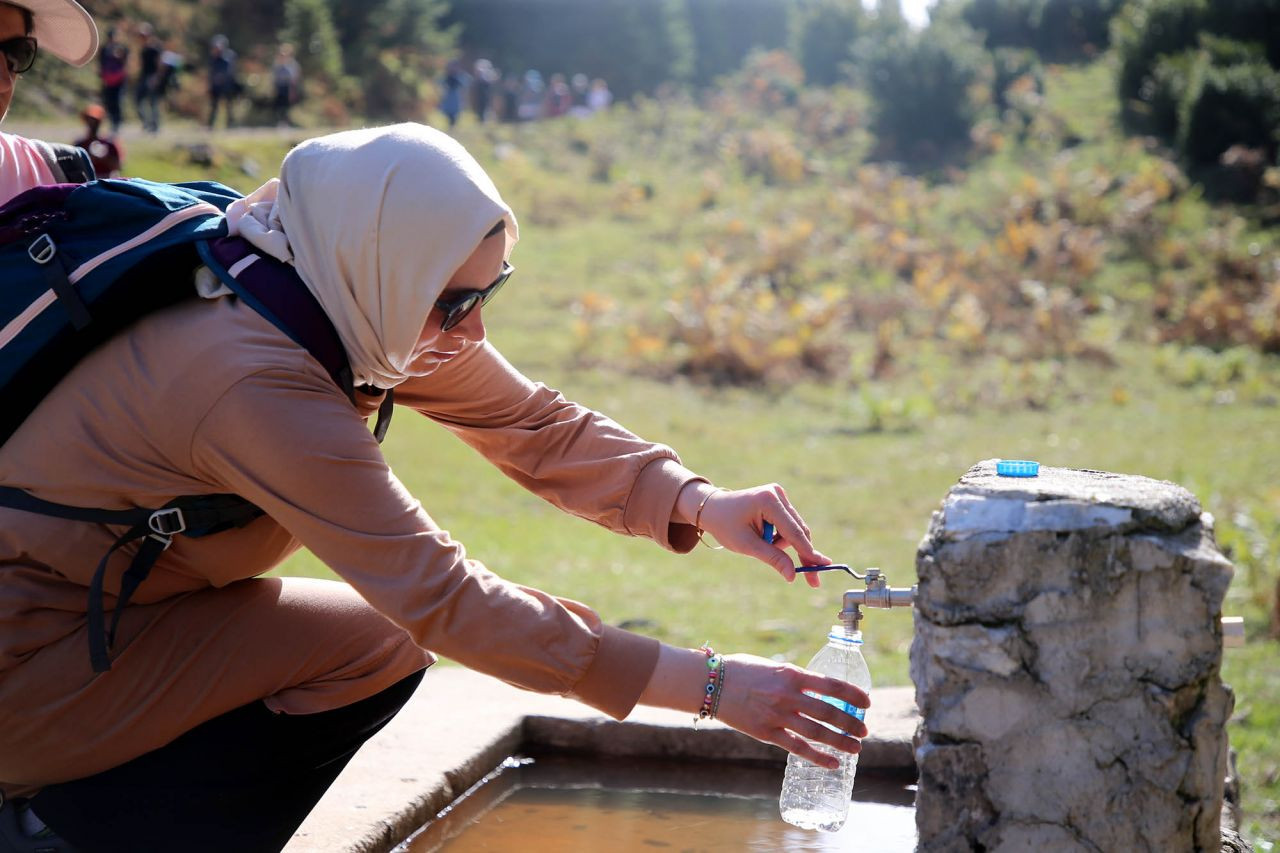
0,0,99,205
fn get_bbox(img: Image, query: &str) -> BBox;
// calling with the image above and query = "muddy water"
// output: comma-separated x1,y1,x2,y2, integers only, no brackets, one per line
401,754,916,852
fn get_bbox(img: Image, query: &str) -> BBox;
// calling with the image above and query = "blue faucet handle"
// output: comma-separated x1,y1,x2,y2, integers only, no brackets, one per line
795,564,857,577
764,523,859,578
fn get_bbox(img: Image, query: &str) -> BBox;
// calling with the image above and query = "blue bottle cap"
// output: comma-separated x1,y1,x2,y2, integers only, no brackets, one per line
997,459,1040,477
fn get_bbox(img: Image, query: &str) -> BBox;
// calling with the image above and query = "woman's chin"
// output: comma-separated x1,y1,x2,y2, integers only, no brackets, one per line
408,347,464,376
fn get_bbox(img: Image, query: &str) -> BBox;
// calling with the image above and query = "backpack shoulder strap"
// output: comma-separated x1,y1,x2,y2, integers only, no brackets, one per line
197,236,395,442
0,179,233,447
28,139,97,184
199,236,354,396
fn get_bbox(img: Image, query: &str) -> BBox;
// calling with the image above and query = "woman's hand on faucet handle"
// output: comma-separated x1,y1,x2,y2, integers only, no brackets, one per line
679,482,832,588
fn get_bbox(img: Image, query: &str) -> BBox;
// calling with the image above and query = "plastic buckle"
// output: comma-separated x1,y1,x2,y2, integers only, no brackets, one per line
27,233,56,265
148,507,187,537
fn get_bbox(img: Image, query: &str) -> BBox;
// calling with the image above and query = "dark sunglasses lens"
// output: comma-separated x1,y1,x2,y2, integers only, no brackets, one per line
480,270,512,307
3,38,37,74
440,294,481,332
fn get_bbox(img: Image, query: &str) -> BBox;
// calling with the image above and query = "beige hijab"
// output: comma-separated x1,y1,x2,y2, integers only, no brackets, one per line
223,123,518,389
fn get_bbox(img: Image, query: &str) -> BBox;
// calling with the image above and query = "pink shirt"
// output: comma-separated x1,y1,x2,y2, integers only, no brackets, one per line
0,131,57,206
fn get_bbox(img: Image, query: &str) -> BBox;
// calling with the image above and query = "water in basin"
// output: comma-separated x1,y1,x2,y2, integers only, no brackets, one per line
398,753,916,852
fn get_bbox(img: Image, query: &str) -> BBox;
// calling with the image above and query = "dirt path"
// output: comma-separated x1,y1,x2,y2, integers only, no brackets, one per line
5,118,327,147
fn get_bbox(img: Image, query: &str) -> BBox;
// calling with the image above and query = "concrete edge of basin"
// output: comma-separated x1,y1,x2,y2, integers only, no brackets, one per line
286,667,920,853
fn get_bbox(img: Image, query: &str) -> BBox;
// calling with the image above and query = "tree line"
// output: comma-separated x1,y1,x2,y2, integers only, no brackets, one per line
24,0,1279,199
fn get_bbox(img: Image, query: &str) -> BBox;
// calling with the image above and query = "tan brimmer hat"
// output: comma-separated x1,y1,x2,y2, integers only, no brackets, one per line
9,0,100,67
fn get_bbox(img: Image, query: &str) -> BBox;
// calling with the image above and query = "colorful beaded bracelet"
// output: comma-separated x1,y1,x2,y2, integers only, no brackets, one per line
695,645,726,725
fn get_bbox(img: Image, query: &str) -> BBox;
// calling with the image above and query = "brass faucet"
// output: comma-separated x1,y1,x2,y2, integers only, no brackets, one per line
838,568,916,631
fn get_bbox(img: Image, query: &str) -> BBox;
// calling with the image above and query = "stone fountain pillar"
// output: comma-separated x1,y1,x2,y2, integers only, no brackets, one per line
911,460,1235,853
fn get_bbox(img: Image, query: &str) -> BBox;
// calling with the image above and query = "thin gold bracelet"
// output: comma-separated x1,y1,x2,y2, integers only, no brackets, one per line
694,487,725,551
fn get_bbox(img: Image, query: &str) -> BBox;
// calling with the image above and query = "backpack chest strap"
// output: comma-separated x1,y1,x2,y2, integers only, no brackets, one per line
0,487,262,672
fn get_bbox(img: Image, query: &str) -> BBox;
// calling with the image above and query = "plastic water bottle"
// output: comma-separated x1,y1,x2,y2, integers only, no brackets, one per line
778,622,871,832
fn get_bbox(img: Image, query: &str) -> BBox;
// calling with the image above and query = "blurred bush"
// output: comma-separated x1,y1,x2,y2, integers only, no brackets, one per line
963,0,1123,61
855,20,992,162
1114,0,1280,192
572,81,1279,392
991,47,1044,114
789,0,866,86
281,0,345,85
1113,0,1208,117
1179,58,1280,166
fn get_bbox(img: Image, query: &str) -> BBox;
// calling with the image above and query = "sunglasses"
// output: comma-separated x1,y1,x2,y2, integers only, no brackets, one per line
1,36,37,75
435,260,514,331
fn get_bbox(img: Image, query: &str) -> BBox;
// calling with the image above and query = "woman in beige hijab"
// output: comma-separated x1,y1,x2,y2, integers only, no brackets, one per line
0,124,866,851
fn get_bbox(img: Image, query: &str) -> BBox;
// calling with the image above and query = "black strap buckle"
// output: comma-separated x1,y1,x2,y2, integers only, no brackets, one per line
28,233,57,265
148,507,187,537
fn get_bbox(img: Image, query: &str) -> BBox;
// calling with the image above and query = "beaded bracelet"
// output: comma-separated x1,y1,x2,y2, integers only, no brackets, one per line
693,488,725,551
710,663,727,719
695,645,726,725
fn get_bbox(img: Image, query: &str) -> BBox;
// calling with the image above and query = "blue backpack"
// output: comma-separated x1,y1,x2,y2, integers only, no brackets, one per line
0,177,392,672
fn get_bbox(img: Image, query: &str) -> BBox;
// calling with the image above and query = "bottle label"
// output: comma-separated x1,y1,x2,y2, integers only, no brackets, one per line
809,691,866,732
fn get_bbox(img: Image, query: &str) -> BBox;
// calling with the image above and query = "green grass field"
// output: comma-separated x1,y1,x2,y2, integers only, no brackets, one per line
10,56,1276,843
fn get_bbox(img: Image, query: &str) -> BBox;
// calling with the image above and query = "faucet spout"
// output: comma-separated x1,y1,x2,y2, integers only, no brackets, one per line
840,568,916,619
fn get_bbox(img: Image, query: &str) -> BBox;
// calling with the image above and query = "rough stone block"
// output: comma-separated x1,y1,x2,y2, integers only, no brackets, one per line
912,460,1235,853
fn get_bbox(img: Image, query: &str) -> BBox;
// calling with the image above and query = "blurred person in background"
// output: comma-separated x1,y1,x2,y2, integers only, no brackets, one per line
439,58,467,130
156,41,181,104
132,21,160,132
72,102,123,176
470,58,497,123
568,72,591,117
518,68,543,120
587,77,613,113
545,72,571,118
206,33,238,130
96,24,126,132
500,72,520,123
271,43,301,128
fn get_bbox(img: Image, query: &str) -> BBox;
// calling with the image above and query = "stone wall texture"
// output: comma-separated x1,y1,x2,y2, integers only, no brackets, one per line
911,460,1235,853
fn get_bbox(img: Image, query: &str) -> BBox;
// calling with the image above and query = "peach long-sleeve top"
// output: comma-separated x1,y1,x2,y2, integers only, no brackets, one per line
0,288,703,793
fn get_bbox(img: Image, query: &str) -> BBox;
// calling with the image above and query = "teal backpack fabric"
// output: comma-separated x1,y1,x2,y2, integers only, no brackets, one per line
0,177,388,672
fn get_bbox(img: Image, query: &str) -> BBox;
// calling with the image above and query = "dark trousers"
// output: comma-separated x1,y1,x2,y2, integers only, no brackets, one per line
207,92,234,129
31,668,425,853
134,84,160,132
101,85,124,133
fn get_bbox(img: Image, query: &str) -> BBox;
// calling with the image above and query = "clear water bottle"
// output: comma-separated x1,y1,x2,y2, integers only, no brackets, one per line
778,621,871,832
